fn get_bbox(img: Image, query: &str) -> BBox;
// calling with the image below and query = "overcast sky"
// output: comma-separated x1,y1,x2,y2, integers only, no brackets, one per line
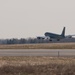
0,0,75,39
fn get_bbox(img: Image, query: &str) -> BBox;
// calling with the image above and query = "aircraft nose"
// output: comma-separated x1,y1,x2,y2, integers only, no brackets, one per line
45,32,48,36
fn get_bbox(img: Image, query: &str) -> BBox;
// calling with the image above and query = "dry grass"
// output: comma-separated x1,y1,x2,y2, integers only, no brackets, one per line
0,57,75,75
1,63,75,75
0,43,75,49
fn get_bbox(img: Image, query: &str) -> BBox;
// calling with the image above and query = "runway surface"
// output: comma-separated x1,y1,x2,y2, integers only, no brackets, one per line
0,49,75,57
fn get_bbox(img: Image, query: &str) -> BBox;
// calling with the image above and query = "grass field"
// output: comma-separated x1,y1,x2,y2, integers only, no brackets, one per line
0,43,75,75
0,43,75,49
0,57,75,75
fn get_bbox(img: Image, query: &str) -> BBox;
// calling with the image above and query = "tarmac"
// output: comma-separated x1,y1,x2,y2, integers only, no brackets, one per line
0,49,75,57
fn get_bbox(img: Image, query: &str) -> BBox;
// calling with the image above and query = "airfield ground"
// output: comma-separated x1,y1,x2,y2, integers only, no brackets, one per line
0,43,75,49
0,57,75,75
0,43,75,75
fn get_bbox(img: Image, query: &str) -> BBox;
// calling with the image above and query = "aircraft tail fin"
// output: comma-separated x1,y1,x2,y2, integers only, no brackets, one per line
61,27,65,37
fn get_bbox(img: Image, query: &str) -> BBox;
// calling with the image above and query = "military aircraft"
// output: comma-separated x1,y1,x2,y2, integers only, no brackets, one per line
37,27,75,41
44,27,65,41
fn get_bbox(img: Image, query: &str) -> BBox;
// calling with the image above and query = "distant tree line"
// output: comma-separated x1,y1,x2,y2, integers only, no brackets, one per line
0,37,75,44
0,38,50,44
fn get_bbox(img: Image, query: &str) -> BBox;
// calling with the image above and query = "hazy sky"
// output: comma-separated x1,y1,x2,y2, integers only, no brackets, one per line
0,0,75,39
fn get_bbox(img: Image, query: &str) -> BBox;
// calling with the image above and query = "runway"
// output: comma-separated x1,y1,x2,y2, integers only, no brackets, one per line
0,49,75,57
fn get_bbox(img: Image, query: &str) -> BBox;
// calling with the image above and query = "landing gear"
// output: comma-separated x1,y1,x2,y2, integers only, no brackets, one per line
49,39,52,41
57,39,60,41
49,39,60,41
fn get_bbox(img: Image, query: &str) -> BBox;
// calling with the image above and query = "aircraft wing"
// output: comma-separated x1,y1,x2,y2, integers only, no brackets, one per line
37,36,45,39
37,36,50,40
66,35,75,38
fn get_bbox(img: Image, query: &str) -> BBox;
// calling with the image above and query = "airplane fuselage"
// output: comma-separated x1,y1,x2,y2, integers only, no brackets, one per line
45,32,65,39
